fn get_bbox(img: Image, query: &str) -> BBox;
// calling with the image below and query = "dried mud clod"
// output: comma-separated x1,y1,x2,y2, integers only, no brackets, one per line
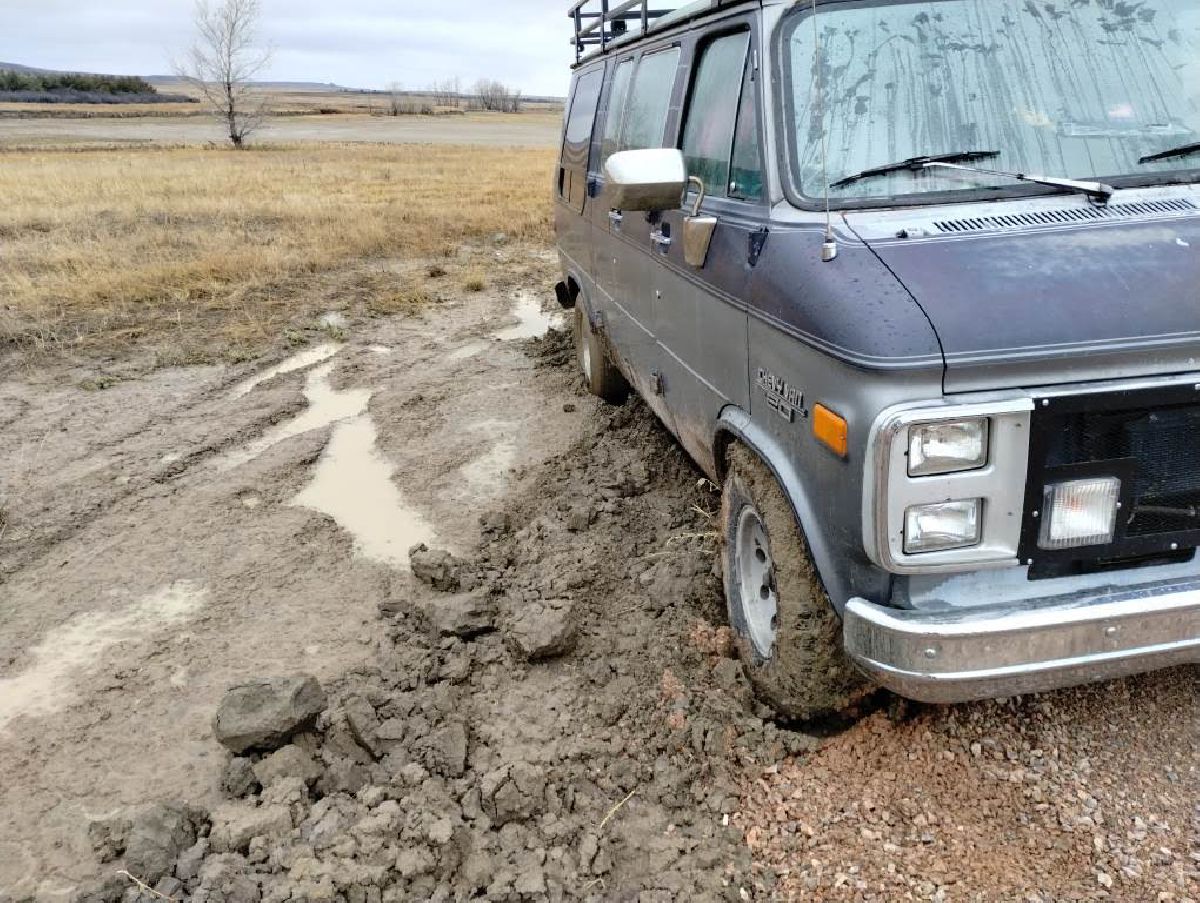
211,676,328,757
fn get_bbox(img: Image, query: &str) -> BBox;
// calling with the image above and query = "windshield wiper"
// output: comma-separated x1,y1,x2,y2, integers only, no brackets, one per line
924,161,1115,204
830,151,1000,189
1139,142,1200,165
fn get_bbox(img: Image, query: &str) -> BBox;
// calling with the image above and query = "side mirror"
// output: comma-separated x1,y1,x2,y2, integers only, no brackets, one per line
603,149,686,212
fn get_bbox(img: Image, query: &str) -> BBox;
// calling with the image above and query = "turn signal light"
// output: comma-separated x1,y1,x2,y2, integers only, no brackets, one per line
814,404,848,458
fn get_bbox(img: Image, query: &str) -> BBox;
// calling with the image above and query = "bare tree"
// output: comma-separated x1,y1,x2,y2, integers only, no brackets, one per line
387,81,404,117
473,79,522,114
176,0,271,147
430,76,461,108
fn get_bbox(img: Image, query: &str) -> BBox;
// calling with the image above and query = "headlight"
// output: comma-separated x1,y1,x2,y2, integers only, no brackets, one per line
908,419,989,477
866,399,1032,574
1039,477,1121,550
904,499,982,554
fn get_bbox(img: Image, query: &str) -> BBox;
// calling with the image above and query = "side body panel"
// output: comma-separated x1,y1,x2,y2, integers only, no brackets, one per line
650,18,759,474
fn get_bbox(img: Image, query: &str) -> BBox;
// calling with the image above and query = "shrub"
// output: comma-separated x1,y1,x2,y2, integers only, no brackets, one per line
0,70,159,94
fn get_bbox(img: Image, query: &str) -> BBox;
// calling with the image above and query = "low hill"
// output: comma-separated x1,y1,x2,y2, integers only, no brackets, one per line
152,74,346,93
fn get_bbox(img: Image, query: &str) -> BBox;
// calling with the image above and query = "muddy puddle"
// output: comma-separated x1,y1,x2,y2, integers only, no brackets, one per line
445,296,561,363
221,361,370,470
292,414,436,570
0,581,207,732
227,347,435,570
229,343,340,400
492,293,562,341
447,341,490,362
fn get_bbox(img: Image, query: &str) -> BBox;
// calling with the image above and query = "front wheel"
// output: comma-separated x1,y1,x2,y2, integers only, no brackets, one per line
720,444,869,720
574,305,628,404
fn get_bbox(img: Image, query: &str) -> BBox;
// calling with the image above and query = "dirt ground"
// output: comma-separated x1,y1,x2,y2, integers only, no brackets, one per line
0,113,561,149
0,247,573,896
2,252,1197,901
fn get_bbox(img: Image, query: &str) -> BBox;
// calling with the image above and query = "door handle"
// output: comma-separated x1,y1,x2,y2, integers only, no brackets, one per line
608,210,624,225
650,228,672,250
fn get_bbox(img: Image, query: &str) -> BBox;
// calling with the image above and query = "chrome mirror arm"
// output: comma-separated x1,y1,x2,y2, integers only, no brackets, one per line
688,176,706,216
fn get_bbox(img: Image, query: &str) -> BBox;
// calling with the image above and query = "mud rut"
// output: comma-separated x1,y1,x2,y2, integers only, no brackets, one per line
1,263,1197,902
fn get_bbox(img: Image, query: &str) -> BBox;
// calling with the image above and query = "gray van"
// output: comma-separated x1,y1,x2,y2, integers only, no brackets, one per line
554,0,1200,718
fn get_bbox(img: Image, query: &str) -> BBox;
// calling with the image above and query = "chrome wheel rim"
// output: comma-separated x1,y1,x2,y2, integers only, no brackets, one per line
735,504,778,659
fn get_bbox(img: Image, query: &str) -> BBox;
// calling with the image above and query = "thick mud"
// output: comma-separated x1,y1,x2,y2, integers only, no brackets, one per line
0,262,587,899
104,354,799,900
2,254,1197,902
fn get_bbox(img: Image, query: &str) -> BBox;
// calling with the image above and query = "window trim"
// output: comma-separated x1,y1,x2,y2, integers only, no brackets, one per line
681,19,769,209
598,55,636,170
728,45,765,202
617,43,684,155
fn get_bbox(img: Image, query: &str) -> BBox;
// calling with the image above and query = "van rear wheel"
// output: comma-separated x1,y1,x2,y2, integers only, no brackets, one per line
575,306,628,404
720,444,869,720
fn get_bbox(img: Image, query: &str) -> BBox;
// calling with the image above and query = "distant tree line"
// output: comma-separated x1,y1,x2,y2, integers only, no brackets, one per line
473,79,522,113
382,77,525,116
0,71,159,94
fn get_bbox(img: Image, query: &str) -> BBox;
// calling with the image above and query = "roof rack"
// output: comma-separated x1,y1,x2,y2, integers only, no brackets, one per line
568,0,677,63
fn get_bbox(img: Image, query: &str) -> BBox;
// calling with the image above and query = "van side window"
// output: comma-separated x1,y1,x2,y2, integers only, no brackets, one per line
681,31,753,199
560,69,604,209
601,60,633,165
621,47,682,153
564,70,603,151
729,53,763,201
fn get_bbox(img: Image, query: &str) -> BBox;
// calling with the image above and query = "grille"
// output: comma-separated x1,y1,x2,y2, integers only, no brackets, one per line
1022,386,1200,572
933,198,1197,234
1044,405,1200,537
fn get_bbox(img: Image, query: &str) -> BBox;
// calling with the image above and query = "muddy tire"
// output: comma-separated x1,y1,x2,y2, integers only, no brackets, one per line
720,444,869,720
574,305,628,404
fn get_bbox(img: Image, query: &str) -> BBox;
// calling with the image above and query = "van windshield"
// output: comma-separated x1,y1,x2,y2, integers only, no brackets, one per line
783,0,1200,203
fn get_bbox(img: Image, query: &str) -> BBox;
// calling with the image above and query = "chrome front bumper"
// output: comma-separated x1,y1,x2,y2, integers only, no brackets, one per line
844,580,1200,704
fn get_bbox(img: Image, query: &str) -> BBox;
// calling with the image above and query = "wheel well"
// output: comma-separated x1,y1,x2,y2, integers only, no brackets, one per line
713,411,864,616
713,427,739,482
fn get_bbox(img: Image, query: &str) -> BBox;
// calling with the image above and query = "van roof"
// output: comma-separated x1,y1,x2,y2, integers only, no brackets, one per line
568,0,752,66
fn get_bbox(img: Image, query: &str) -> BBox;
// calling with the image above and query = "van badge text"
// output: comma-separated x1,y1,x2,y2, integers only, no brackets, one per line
756,369,803,423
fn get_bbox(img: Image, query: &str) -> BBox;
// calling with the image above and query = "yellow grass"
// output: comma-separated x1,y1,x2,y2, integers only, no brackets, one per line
0,86,563,119
0,143,556,364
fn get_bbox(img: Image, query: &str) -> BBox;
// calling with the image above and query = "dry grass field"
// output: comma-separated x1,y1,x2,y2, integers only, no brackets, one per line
0,143,556,368
0,85,564,118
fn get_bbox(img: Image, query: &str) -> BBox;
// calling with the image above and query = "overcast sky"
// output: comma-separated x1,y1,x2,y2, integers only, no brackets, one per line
0,0,587,96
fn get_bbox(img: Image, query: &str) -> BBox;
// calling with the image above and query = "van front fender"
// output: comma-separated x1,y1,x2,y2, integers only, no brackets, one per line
715,406,853,616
